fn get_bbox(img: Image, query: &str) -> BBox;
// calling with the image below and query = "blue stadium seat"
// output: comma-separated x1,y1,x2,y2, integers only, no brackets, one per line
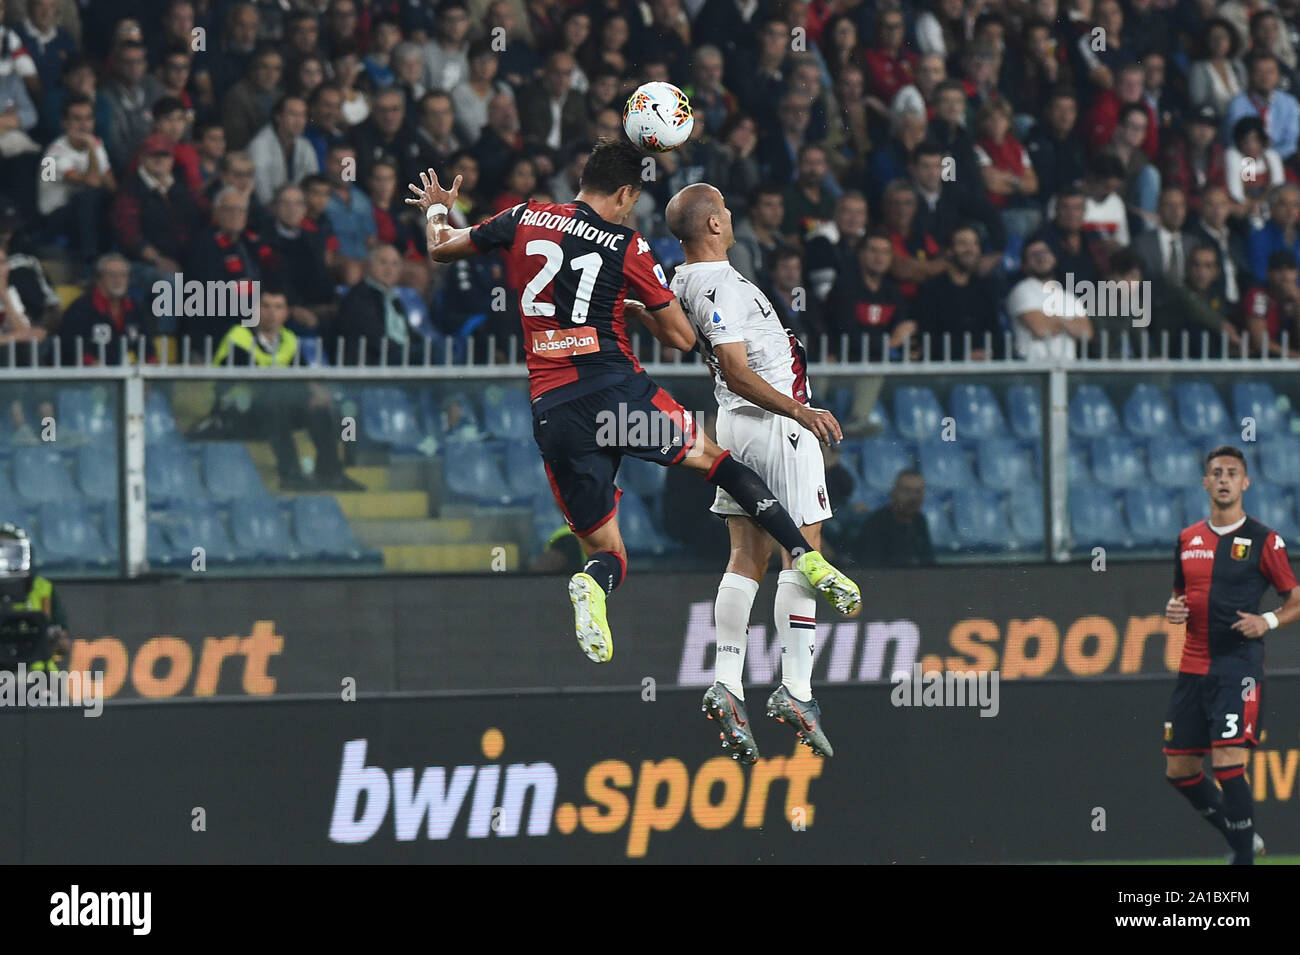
978,437,1035,490
442,439,514,505
146,443,202,507
147,518,186,568
1175,381,1230,437
922,498,958,554
37,501,114,570
230,497,299,562
423,390,481,440
848,483,887,511
57,387,116,444
948,384,1008,440
1201,434,1257,475
361,387,426,452
1005,384,1042,440
201,443,269,501
1122,383,1175,439
1246,484,1296,541
860,438,914,491
161,504,241,565
290,495,373,560
145,390,181,444
918,440,974,491
1180,487,1210,527
1233,381,1284,438
1259,438,1300,488
11,447,79,503
1009,484,1045,549
1146,436,1202,489
1090,435,1145,489
76,445,117,502
892,386,945,441
1069,441,1091,484
616,453,668,499
951,486,1007,550
1125,487,1182,547
481,385,532,441
1070,484,1131,550
1069,384,1120,438
504,439,550,504
618,489,671,557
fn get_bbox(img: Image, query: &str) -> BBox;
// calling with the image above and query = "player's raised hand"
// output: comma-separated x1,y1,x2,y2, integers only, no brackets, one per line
794,405,843,446
1165,593,1188,624
405,169,462,214
1231,610,1269,639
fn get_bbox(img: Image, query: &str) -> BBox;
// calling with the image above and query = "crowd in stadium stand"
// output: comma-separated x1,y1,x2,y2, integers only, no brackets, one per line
1,0,1300,367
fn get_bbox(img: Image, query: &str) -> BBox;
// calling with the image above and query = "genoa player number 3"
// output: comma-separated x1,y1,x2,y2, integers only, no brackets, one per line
521,239,603,324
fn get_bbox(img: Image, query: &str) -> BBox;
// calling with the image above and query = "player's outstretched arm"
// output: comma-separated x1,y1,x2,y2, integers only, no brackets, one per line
624,298,698,351
405,169,477,264
712,341,843,445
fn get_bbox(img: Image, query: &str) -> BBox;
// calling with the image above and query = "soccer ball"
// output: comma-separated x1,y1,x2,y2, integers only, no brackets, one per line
623,82,694,152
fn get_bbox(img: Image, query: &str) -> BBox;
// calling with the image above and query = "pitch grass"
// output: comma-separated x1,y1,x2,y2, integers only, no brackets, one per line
1062,854,1300,865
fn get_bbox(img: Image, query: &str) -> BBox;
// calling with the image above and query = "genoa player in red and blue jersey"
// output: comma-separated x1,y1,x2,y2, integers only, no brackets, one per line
404,139,860,677
1163,445,1300,864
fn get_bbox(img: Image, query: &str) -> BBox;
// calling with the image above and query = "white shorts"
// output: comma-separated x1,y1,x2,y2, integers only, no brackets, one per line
711,405,833,527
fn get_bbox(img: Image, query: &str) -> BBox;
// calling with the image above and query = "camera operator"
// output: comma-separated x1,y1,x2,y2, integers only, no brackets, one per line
0,523,71,673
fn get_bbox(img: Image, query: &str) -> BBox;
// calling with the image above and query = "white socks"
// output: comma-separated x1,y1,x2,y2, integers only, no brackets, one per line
714,572,758,700
775,569,817,702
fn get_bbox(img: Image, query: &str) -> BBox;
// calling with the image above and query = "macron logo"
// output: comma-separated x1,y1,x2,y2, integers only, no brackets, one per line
1190,536,1203,546
755,499,777,513
1276,535,1287,549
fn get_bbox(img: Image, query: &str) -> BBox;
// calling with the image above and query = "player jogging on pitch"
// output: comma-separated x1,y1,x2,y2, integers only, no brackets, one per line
1163,445,1300,864
405,140,860,667
666,183,842,762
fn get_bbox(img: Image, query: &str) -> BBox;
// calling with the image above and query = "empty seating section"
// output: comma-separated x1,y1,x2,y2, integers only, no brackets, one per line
15,378,1295,570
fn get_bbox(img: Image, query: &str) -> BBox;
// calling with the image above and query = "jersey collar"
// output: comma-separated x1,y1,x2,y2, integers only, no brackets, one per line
1207,516,1247,537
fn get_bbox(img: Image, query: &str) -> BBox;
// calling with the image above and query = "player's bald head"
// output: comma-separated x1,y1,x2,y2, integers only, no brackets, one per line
666,183,724,243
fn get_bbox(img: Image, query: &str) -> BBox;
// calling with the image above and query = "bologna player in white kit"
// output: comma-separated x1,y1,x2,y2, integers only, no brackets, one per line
667,183,851,763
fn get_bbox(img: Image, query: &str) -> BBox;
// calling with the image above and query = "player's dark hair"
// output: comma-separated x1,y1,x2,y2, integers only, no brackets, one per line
910,140,945,164
259,282,289,301
578,138,647,196
1266,249,1296,272
301,173,330,191
856,227,893,253
62,94,94,118
1106,247,1143,278
1205,446,1247,473
272,93,306,118
1055,186,1086,205
1117,102,1148,128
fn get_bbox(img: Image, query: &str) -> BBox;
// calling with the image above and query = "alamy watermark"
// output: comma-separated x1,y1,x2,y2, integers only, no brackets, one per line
593,402,704,457
0,665,105,717
152,274,260,327
890,665,1000,717
1043,273,1152,328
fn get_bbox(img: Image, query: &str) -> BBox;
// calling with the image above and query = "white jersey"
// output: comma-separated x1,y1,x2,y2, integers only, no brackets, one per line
670,260,810,414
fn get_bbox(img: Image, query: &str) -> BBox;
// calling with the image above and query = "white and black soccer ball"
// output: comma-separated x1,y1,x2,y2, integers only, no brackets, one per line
622,81,695,152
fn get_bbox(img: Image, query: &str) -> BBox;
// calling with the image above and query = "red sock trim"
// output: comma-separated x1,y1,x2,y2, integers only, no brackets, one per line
1213,765,1247,781
1171,772,1205,788
706,449,731,482
607,549,628,587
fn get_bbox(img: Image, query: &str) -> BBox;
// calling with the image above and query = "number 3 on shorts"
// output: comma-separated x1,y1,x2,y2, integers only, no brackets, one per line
1222,712,1239,738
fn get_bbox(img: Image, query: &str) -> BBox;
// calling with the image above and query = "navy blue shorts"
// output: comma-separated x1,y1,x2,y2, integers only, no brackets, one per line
1163,666,1264,755
533,374,697,537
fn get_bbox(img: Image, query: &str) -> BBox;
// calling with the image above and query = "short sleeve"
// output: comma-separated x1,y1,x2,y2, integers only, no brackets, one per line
1261,531,1298,595
694,282,747,349
1006,279,1040,318
469,202,526,252
622,232,675,310
1173,536,1185,595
